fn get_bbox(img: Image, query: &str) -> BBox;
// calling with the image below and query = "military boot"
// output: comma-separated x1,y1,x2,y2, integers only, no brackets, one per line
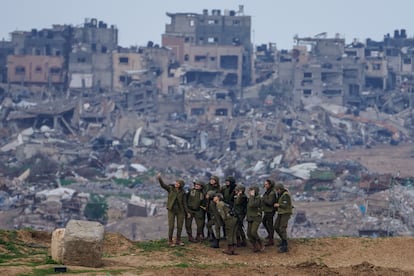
168,238,175,247
252,241,260,253
222,245,233,255
210,237,220,248
265,238,274,246
278,239,288,253
175,237,184,246
240,239,247,247
231,244,239,255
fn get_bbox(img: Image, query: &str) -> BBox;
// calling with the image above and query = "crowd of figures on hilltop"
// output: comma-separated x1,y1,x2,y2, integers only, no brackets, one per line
156,173,293,255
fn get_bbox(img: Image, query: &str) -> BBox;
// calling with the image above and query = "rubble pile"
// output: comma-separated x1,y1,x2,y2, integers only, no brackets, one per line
0,88,413,237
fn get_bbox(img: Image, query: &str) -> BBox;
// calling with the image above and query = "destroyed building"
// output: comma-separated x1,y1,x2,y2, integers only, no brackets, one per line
291,34,366,108
0,41,13,83
7,55,65,87
275,31,414,114
0,9,414,239
7,18,118,92
162,6,253,96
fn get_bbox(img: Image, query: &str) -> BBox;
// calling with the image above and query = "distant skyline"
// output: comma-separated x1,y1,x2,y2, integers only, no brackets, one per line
2,0,414,49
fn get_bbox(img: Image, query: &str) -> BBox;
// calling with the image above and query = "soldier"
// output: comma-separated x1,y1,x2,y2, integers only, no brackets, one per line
156,173,186,247
185,179,206,243
262,179,277,246
221,176,237,206
220,176,237,240
204,175,221,194
234,184,248,247
214,193,238,255
205,190,222,248
274,182,293,253
204,175,223,242
246,185,264,252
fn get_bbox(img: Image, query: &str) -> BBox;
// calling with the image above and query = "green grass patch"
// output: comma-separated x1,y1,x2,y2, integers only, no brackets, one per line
137,239,169,252
172,251,185,257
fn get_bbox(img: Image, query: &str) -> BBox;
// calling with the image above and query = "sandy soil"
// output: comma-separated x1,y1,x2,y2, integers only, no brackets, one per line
323,142,414,177
1,230,414,275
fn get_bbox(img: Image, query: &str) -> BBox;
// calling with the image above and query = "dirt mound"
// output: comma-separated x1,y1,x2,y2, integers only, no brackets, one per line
103,232,136,255
1,230,413,275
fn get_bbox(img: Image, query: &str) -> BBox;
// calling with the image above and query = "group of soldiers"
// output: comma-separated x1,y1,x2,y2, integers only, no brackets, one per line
156,173,293,255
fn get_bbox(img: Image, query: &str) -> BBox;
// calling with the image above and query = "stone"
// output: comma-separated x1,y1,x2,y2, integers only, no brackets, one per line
61,220,105,267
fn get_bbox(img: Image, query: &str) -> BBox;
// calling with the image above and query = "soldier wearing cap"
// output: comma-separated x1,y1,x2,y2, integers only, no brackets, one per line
273,182,293,253
156,172,186,247
184,179,206,243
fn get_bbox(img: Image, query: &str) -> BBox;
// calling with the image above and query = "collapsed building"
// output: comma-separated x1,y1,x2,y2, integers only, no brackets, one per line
161,6,253,95
0,9,414,238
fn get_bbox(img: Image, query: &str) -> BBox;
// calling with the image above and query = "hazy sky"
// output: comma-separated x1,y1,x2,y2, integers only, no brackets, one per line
2,0,413,49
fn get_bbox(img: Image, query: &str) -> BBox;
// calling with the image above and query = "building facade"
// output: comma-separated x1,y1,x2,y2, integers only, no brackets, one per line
162,6,253,94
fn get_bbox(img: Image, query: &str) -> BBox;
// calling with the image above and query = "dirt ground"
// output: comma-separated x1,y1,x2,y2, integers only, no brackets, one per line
1,230,414,275
323,142,414,177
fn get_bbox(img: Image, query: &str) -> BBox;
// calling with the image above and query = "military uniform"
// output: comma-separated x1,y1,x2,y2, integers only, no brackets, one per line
221,176,236,205
205,190,221,248
158,176,186,246
215,195,238,255
246,186,263,252
274,183,293,253
233,184,248,247
185,181,206,242
204,175,223,243
262,179,277,246
204,175,221,194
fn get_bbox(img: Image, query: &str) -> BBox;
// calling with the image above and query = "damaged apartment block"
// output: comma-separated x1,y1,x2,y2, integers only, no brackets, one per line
161,6,253,98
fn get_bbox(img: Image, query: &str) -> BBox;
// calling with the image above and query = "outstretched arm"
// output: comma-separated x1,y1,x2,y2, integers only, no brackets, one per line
156,172,169,191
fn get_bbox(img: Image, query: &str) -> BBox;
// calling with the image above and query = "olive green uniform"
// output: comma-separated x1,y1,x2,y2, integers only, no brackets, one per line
206,197,222,240
221,177,236,206
246,189,262,246
158,177,186,244
274,187,293,252
216,200,238,247
204,177,223,240
185,188,206,240
262,188,277,240
234,192,247,245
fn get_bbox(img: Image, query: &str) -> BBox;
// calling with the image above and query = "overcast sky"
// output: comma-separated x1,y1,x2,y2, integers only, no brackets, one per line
2,0,413,49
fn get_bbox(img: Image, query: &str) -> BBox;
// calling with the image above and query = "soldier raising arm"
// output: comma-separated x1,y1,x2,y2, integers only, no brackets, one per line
156,173,186,247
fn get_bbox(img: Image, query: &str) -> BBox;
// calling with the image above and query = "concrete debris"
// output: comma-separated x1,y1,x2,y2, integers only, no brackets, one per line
0,80,413,238
279,163,318,180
